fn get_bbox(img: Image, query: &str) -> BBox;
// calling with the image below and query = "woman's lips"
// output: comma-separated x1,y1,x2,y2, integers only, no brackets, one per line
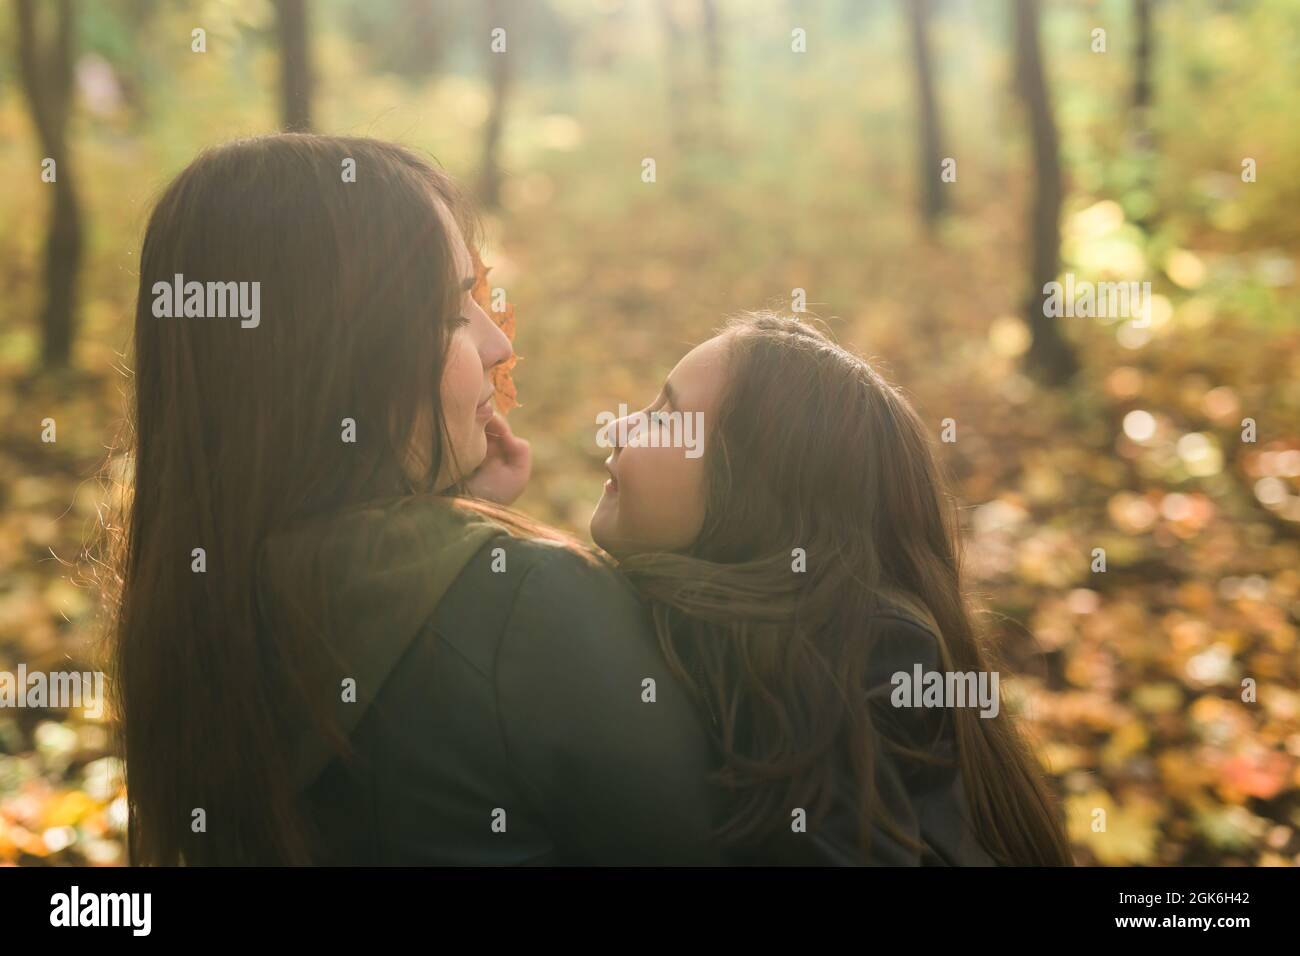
475,395,494,420
604,457,618,493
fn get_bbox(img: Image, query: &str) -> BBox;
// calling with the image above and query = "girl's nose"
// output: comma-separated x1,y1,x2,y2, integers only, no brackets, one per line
598,410,640,450
615,411,652,449
598,414,625,450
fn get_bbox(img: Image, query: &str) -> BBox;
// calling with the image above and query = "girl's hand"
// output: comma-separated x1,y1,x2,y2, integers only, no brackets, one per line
465,412,531,505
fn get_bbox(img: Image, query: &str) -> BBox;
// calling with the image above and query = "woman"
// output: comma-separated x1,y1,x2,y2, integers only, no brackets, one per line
105,133,723,865
591,313,1073,865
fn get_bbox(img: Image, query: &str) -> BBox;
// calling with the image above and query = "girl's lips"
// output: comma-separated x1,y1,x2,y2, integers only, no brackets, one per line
475,395,494,420
604,477,618,493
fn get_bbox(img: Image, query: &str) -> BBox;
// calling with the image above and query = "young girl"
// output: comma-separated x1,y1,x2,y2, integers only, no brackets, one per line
591,313,1073,865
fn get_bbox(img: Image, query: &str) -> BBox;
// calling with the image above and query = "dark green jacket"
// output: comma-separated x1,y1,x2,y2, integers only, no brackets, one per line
258,496,996,866
257,496,725,865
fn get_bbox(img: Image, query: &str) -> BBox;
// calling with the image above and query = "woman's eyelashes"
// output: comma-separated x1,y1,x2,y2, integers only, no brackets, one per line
453,290,479,328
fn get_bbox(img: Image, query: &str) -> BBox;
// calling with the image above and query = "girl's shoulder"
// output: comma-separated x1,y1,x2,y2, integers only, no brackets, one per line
862,600,954,754
864,600,945,681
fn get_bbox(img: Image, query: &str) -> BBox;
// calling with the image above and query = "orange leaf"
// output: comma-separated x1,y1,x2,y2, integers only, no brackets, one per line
471,251,520,415
1218,751,1292,801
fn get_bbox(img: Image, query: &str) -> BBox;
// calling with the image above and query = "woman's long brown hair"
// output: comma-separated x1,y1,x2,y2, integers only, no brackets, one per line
620,313,1072,865
102,134,491,865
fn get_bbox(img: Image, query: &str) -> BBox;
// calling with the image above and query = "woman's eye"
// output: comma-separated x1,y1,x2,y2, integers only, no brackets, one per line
453,314,472,329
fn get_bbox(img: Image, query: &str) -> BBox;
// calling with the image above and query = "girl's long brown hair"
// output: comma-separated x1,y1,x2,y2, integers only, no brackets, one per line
620,313,1072,865
102,134,495,865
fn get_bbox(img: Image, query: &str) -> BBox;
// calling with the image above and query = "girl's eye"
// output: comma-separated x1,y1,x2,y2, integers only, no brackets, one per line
453,314,472,329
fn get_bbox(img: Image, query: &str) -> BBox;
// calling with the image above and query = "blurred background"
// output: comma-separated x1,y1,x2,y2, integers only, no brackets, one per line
1,0,1298,866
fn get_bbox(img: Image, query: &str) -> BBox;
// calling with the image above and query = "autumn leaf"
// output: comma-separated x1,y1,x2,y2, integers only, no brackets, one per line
1067,791,1162,866
471,250,519,415
1217,750,1293,802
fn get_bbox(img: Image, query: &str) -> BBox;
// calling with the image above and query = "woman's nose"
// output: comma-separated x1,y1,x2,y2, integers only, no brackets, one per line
478,308,513,370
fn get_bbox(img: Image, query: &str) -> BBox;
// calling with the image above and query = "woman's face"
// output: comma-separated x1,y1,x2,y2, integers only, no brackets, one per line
590,332,732,557
410,199,513,490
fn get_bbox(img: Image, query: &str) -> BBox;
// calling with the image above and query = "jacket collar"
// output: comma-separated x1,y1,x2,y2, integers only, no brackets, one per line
255,495,504,792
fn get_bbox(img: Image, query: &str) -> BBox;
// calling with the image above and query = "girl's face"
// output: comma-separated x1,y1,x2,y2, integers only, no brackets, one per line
410,200,513,490
590,332,732,557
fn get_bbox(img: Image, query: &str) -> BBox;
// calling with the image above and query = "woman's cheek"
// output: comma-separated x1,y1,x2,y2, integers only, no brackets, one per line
439,333,483,472
441,334,475,418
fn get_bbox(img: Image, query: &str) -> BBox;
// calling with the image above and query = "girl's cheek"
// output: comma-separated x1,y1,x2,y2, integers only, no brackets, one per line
641,452,695,540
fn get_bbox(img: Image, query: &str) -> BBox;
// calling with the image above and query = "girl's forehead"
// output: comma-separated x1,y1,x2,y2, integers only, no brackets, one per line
678,332,732,377
669,333,733,412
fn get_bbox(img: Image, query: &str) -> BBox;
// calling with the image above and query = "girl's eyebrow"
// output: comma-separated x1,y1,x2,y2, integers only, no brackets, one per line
461,276,476,292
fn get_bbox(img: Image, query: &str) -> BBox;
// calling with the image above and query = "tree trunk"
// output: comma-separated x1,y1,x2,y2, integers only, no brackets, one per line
700,0,722,106
1132,0,1154,113
15,0,83,369
656,0,688,148
1130,0,1158,231
905,0,947,229
1012,0,1078,385
275,0,313,131
479,0,512,208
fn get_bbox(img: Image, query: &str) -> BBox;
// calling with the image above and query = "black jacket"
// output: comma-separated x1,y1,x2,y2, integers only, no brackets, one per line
260,496,726,864
260,496,995,865
728,610,997,866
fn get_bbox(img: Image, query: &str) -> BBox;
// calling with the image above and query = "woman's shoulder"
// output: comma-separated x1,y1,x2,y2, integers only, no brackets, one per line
443,531,621,592
425,534,727,865
432,533,652,676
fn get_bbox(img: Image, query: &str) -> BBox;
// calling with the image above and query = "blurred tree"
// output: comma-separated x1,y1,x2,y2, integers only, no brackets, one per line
1130,0,1159,232
275,0,313,131
479,0,513,208
339,0,445,83
1133,0,1154,114
14,0,82,368
1012,0,1078,384
77,0,161,127
656,0,688,148
700,0,722,106
905,0,947,230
